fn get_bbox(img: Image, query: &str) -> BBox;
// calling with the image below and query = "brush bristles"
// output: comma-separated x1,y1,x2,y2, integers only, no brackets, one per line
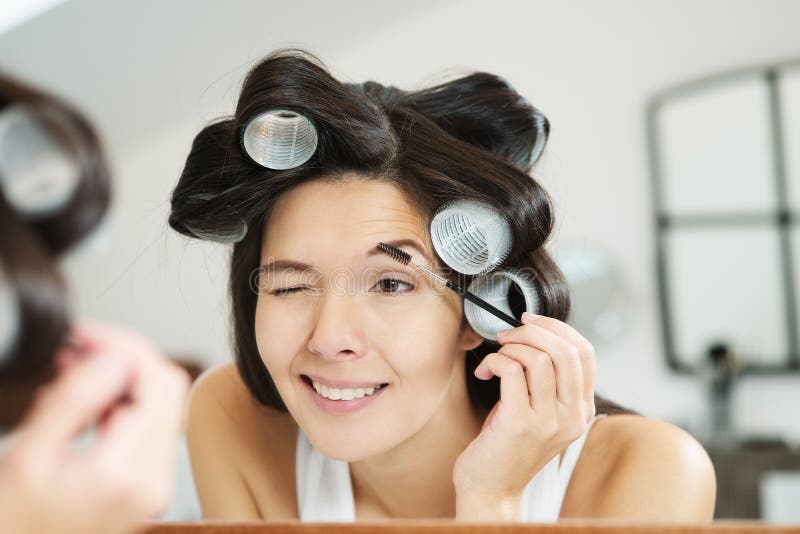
377,242,411,265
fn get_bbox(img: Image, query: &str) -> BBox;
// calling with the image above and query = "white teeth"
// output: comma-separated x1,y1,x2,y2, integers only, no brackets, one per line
311,379,384,401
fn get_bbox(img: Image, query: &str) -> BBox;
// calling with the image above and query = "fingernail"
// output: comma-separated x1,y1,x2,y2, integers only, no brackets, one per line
522,312,540,321
496,329,512,340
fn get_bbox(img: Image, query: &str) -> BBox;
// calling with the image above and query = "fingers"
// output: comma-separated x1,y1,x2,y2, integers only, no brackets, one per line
497,315,584,409
18,351,133,461
474,353,530,415
6,319,190,525
96,357,188,465
67,319,189,516
494,342,556,416
73,321,190,472
70,319,160,362
498,313,597,420
522,314,597,420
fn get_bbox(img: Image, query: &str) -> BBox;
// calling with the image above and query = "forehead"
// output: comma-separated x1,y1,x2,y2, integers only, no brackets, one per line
261,178,430,260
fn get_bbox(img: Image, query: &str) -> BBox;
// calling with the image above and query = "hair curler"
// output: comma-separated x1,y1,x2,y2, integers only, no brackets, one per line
430,199,512,276
464,268,540,341
0,105,80,217
240,109,318,170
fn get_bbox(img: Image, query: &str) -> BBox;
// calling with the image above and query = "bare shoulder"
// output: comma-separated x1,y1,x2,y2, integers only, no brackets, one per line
190,362,285,422
187,361,298,519
561,414,716,521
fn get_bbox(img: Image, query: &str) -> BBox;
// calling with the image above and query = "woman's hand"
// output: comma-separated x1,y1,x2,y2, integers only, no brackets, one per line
452,312,597,519
0,320,190,534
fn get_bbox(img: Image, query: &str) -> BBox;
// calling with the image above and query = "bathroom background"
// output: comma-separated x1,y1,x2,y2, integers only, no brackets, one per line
1,0,798,522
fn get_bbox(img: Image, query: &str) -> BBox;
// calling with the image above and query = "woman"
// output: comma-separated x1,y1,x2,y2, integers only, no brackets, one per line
0,73,189,534
170,49,716,522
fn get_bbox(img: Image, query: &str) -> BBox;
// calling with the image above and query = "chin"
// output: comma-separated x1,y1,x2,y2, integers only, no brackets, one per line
307,428,396,462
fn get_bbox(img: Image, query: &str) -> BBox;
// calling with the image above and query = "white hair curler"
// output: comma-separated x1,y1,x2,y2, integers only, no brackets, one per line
183,217,249,244
241,109,318,170
464,268,540,341
430,199,513,276
0,268,19,366
0,105,80,217
530,111,548,165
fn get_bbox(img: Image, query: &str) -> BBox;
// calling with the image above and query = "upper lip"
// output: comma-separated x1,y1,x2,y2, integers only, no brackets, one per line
302,373,387,389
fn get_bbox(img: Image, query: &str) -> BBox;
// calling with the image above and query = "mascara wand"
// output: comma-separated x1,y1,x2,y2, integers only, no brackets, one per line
377,242,522,328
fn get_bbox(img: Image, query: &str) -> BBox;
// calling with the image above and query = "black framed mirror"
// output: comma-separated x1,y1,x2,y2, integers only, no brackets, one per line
648,59,800,375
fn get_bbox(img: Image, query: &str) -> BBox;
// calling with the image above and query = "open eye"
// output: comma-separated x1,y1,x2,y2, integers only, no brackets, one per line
374,277,414,295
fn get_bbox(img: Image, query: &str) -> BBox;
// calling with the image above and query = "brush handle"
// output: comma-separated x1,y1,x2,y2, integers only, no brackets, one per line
445,280,522,328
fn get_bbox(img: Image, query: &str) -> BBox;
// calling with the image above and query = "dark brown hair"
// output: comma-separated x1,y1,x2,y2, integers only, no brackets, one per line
169,49,635,417
0,72,111,381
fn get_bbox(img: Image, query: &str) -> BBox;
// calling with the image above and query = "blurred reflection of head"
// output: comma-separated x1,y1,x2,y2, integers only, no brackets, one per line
0,73,110,382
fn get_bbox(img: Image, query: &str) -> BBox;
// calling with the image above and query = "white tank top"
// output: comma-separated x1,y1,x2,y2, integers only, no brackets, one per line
296,413,608,522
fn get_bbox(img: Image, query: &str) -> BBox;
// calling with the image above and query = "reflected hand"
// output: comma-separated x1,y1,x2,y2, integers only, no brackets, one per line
453,312,597,512
0,319,190,534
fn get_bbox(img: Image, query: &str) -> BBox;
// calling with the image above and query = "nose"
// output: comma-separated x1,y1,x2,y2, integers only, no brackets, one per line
306,292,368,360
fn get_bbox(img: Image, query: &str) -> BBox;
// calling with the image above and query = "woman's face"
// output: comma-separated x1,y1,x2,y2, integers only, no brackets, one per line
254,177,482,461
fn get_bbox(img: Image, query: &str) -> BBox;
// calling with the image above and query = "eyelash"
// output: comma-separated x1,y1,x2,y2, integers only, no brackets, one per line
270,278,414,297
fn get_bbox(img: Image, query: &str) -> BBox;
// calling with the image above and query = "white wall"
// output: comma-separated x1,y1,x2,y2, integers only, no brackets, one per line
1,0,799,441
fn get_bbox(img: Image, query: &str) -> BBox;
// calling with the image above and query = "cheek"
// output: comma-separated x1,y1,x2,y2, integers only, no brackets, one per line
400,293,464,350
254,297,307,375
385,300,464,383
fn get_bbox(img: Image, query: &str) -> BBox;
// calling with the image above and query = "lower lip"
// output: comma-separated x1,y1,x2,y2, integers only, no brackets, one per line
300,376,389,415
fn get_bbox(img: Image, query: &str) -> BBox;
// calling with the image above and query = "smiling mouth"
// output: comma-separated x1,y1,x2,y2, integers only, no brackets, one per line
300,375,389,400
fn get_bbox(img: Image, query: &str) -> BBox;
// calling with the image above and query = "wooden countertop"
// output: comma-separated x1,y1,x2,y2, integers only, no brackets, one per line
140,520,800,533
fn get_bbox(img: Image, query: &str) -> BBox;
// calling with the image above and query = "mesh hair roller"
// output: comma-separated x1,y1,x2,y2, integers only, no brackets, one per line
464,269,540,341
0,105,80,217
241,109,318,170
182,217,249,244
0,268,19,366
530,110,548,165
430,199,512,276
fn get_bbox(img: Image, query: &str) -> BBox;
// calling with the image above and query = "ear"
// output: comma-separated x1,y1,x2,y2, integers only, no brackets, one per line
457,321,485,352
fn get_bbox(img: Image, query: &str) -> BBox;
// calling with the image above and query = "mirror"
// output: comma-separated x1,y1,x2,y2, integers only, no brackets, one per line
3,0,800,527
648,61,800,374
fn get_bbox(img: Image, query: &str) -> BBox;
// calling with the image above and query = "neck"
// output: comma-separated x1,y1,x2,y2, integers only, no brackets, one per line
348,355,488,519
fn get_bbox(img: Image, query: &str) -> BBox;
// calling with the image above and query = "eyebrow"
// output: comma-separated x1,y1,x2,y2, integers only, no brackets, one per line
260,238,432,273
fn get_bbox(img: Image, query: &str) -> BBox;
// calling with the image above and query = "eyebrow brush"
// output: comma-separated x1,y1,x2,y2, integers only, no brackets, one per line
376,242,522,328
